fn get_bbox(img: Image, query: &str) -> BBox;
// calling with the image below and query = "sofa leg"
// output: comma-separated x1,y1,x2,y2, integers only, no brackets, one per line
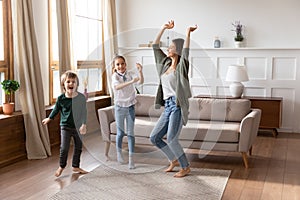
105,141,111,161
241,152,249,169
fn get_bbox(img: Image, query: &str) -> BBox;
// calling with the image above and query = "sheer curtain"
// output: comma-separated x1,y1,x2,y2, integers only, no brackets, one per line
12,0,51,159
103,0,118,96
56,0,75,76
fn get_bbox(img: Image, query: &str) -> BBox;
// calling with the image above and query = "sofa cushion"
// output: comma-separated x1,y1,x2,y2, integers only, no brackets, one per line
181,120,240,142
110,116,159,138
189,98,251,122
110,116,240,143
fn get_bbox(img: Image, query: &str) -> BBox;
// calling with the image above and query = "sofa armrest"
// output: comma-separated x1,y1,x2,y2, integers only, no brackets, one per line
238,108,262,152
98,106,115,142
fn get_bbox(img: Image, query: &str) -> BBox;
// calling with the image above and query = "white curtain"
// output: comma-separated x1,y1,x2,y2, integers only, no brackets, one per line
56,0,75,77
12,0,51,159
103,0,118,97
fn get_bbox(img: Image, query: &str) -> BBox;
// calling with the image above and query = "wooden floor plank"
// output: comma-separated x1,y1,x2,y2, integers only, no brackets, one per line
0,132,300,200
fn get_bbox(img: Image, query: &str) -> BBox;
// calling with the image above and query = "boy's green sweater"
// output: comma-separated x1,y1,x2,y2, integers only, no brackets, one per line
49,93,87,129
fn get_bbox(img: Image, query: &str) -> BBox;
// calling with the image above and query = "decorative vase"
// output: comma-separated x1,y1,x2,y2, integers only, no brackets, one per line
84,88,88,100
214,37,221,48
3,102,15,115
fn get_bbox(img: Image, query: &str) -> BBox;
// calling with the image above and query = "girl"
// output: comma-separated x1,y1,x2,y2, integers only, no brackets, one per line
150,20,197,177
42,70,88,177
112,55,144,169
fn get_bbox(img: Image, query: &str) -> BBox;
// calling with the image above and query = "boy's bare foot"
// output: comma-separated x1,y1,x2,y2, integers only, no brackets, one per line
73,167,88,174
55,167,64,177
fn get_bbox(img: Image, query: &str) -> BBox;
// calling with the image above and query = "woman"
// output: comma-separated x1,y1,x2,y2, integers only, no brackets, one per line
150,20,197,178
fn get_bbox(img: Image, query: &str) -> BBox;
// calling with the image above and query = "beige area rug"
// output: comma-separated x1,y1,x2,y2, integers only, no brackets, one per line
49,162,231,200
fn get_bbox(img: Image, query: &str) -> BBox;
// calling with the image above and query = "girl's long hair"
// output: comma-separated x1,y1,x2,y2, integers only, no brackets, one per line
112,55,126,74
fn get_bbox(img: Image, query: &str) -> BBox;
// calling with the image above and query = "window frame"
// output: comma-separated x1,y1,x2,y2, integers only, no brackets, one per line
76,60,107,98
0,0,13,104
48,0,107,105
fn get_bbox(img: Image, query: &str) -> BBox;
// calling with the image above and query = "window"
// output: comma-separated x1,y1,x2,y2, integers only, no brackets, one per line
0,0,12,105
0,0,4,61
49,0,106,104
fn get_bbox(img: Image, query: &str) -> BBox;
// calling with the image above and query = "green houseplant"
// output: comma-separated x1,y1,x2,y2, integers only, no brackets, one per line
232,21,244,47
232,21,244,41
1,79,20,115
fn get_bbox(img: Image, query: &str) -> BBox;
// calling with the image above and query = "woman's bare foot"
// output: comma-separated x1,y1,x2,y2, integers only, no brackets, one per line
55,167,64,177
164,160,179,172
72,167,88,174
174,167,191,178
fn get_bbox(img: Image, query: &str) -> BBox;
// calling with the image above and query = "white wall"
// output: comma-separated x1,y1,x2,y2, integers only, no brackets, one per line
116,0,300,133
116,0,300,48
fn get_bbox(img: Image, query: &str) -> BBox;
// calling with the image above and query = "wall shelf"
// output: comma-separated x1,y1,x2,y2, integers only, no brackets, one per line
119,47,300,51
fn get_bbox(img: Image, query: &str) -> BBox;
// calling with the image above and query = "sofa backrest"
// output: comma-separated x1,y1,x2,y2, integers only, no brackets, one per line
135,94,164,117
189,97,251,121
135,94,251,122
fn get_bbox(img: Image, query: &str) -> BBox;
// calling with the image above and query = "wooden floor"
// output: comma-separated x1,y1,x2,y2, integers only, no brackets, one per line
1,131,300,200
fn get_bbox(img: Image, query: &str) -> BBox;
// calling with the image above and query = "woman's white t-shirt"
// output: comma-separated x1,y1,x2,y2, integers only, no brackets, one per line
161,70,176,100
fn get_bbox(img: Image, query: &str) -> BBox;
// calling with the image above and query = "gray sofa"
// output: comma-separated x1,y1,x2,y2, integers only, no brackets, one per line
98,94,261,168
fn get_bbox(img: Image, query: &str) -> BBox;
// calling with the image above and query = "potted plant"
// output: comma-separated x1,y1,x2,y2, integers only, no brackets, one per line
1,79,20,115
232,21,244,47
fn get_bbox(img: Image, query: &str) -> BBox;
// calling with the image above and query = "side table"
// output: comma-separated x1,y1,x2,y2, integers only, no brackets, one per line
246,96,282,137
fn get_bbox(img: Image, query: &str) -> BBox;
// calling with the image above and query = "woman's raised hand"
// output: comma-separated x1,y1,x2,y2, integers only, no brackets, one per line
162,20,175,30
188,25,198,33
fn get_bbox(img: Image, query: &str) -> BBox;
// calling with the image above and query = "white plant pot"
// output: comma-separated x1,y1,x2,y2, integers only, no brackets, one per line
234,41,244,48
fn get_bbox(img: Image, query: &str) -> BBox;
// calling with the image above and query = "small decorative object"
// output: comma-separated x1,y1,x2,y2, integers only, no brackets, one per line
83,76,88,100
84,88,88,100
226,65,249,98
166,36,170,47
232,21,244,47
214,36,221,48
1,79,20,115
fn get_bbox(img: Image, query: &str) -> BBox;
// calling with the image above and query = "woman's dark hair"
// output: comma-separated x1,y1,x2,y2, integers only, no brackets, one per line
172,38,184,56
112,54,126,73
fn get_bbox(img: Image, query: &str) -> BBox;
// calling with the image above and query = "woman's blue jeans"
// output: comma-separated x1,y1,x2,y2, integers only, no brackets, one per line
60,126,83,168
150,96,189,168
115,105,135,155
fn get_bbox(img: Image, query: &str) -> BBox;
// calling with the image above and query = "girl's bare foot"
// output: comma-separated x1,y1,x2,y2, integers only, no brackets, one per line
55,167,64,177
73,167,88,174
